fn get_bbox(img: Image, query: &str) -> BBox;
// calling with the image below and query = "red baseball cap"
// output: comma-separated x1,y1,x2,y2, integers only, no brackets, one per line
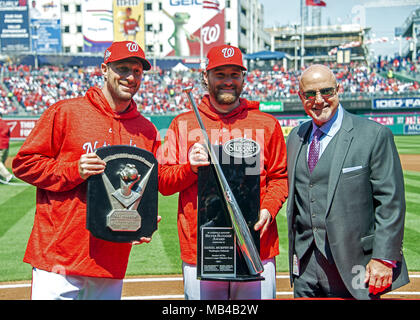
104,41,151,71
206,45,247,71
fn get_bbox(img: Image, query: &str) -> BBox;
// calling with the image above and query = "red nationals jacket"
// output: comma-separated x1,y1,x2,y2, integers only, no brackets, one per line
13,87,160,279
159,94,288,265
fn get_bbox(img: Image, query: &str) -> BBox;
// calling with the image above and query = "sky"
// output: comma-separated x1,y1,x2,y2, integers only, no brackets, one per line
259,0,420,58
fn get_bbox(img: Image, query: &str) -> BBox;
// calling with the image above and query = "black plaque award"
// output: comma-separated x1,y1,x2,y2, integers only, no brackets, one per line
183,87,264,282
197,142,263,281
86,145,158,243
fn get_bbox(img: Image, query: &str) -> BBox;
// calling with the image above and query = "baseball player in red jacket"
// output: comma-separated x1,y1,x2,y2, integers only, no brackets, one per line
159,45,288,299
0,114,13,182
12,41,160,300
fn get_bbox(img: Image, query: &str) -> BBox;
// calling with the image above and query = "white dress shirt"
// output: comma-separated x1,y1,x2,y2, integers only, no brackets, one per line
307,104,343,161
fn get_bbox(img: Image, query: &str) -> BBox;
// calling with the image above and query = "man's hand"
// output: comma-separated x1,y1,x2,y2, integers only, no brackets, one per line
132,216,162,245
78,153,106,180
364,259,393,295
254,209,272,237
188,143,210,173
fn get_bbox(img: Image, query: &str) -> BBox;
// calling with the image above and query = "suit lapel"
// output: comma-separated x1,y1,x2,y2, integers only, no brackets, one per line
286,121,312,217
325,111,354,217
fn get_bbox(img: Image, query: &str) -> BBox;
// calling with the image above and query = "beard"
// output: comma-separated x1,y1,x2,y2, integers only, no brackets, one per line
216,92,238,105
209,85,243,105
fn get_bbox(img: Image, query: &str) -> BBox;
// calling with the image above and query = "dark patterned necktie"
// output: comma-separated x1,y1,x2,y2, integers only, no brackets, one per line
308,129,323,173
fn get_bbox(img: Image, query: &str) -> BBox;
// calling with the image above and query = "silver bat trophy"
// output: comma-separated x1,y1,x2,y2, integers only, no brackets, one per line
183,87,264,276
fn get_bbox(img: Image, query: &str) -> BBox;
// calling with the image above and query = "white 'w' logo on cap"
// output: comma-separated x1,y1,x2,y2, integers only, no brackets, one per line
126,42,139,52
222,47,235,58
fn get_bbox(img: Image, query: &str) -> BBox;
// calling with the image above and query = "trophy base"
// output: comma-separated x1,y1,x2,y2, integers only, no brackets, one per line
198,275,265,282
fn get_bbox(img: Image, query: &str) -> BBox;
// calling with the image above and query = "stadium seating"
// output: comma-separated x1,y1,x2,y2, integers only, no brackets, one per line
0,83,17,115
1,58,419,116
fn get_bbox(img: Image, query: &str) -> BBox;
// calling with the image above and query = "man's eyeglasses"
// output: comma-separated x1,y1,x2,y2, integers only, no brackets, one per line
301,87,337,100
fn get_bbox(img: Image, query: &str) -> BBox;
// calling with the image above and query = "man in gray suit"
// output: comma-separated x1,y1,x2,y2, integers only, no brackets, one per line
286,64,409,299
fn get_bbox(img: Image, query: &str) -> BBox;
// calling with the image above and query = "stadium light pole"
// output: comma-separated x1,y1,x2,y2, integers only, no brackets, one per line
300,0,305,69
413,24,417,62
30,24,39,69
153,29,157,79
200,5,204,69
250,0,254,54
291,35,300,71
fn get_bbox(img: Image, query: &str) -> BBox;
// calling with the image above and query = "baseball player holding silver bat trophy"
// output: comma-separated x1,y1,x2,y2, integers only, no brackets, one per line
159,45,288,300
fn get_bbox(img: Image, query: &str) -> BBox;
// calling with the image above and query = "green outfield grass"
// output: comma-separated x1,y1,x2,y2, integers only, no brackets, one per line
0,136,419,282
394,135,420,154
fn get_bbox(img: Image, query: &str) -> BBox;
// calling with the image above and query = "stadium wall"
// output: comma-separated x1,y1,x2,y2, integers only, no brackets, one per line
4,109,420,141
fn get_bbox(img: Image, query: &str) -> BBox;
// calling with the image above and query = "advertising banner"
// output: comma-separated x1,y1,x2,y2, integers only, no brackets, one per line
260,101,283,112
373,97,420,109
29,0,61,53
275,115,311,137
275,113,420,137
113,0,145,47
0,0,30,52
7,113,420,140
368,113,420,135
4,118,38,140
161,0,225,58
82,0,114,53
404,124,420,134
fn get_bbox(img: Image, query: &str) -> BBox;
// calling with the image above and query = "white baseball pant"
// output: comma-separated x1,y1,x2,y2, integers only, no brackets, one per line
31,267,123,300
182,258,276,300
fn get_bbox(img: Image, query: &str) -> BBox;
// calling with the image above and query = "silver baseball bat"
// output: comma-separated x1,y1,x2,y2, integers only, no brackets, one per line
183,87,264,276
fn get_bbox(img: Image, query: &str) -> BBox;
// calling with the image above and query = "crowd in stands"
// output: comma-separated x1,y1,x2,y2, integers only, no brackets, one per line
2,64,102,115
335,62,420,97
1,55,420,116
0,84,17,115
135,71,197,114
376,55,419,78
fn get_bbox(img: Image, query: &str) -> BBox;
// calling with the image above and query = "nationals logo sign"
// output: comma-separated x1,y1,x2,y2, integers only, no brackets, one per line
202,24,220,45
162,0,225,57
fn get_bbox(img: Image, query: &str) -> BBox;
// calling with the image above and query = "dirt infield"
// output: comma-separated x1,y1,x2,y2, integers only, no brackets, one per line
399,154,420,172
1,273,420,300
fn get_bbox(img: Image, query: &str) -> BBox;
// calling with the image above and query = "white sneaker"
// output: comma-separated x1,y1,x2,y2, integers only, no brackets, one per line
6,175,13,183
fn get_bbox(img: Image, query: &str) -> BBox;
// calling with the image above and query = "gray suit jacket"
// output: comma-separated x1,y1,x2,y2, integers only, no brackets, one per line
286,109,409,299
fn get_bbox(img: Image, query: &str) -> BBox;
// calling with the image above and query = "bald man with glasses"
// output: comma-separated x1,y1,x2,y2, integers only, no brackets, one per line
285,64,409,299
